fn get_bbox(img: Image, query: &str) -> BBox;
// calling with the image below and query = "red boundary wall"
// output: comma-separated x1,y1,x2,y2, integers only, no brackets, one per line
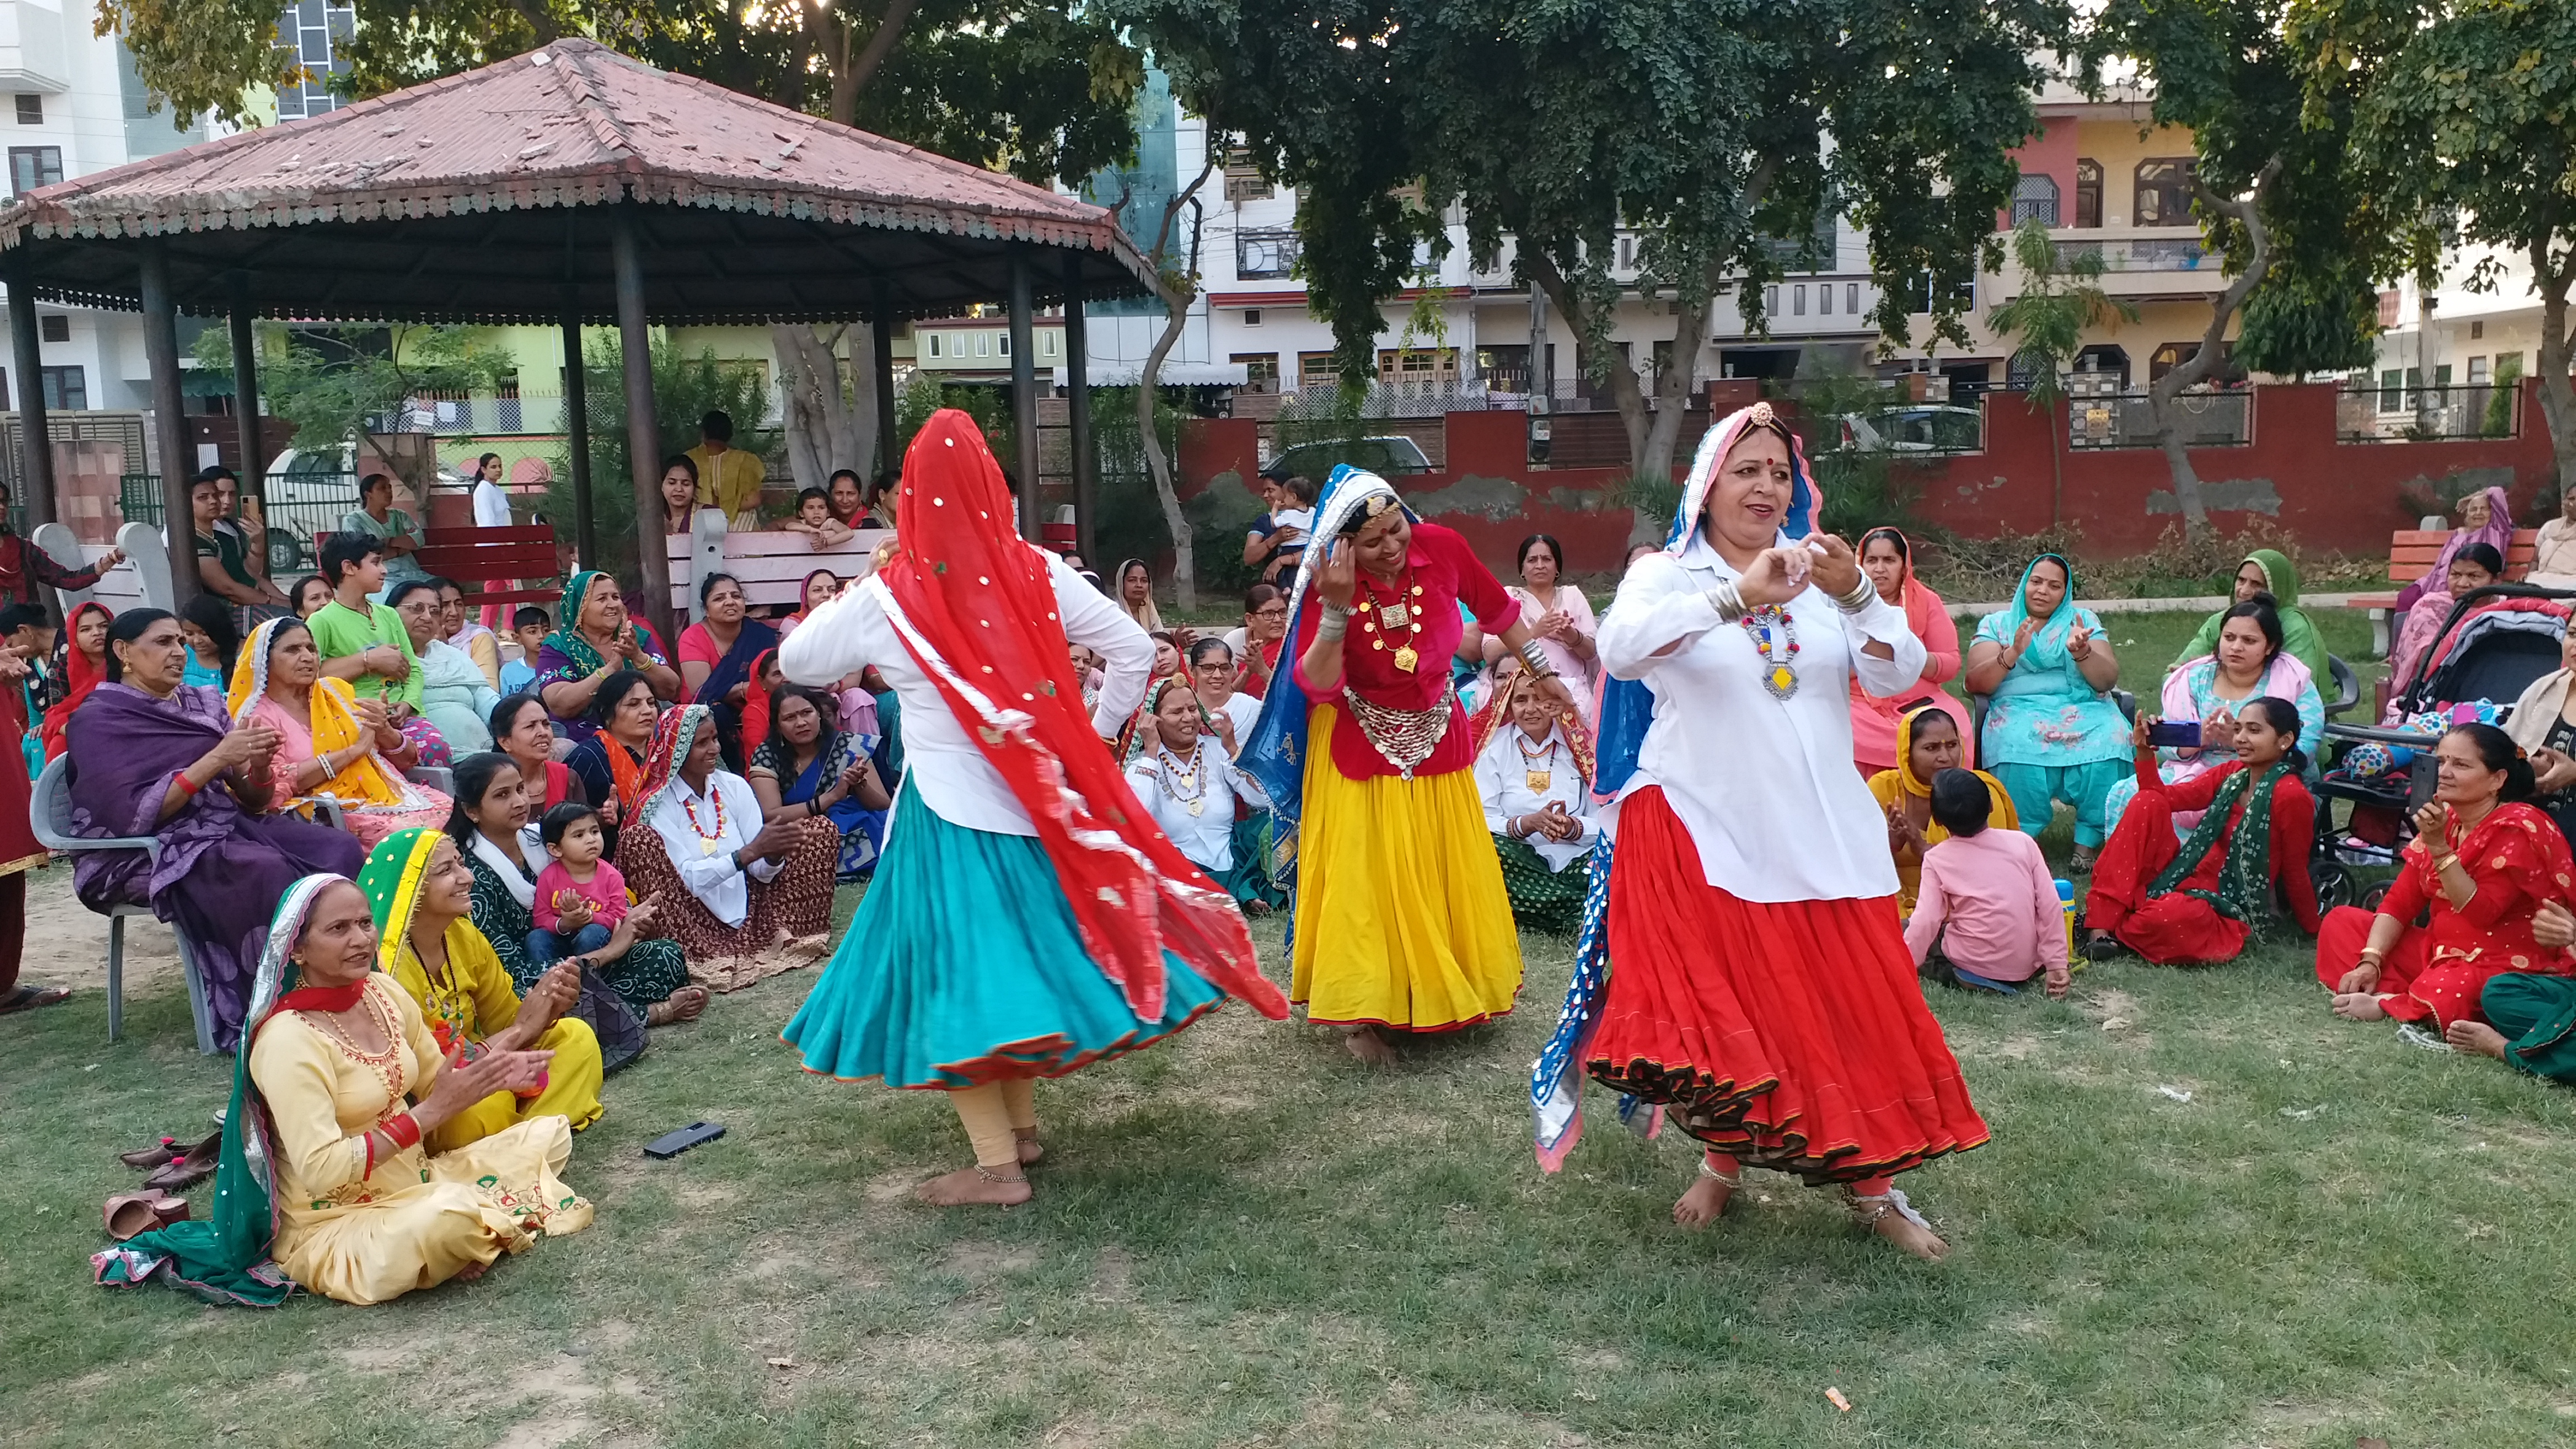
1171,378,2560,579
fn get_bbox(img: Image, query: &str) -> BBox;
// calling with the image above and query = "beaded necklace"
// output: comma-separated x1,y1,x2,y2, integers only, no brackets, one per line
1514,731,1560,794
1157,737,1211,817
680,782,729,855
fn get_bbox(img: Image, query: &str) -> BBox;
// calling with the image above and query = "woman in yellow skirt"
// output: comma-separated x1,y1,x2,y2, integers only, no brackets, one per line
1241,469,1576,1063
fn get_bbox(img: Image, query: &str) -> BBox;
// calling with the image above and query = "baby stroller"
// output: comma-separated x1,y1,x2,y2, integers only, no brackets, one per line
2310,582,2575,911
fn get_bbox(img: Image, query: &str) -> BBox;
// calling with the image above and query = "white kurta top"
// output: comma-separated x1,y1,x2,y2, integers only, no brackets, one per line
778,544,1152,837
646,770,780,927
1474,723,1598,871
1124,736,1249,872
471,479,513,529
1595,536,1926,903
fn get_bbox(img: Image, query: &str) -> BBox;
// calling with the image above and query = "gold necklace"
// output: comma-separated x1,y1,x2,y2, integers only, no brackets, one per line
1514,732,1559,794
1157,740,1210,817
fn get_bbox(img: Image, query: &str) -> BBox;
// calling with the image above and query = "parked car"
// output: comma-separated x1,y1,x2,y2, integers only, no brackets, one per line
1259,435,1434,486
257,448,363,575
1830,405,1983,454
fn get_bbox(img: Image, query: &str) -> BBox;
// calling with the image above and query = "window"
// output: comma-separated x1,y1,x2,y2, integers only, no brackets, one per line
1763,285,1781,315
1233,352,1280,392
1818,282,1832,316
2010,173,2060,226
37,314,67,343
2378,367,2419,415
2471,319,2485,340
998,330,1010,358
1038,330,1054,357
1617,234,1635,269
2134,158,2197,227
8,146,61,196
1243,309,1262,326
1296,350,1338,389
926,333,943,359
1793,284,1807,316
274,2,357,121
2075,160,2102,228
1846,282,1861,314
2378,290,2402,329
2469,356,2490,385
1224,169,1272,203
1238,229,1301,280
39,365,84,411
13,95,39,126
974,333,989,357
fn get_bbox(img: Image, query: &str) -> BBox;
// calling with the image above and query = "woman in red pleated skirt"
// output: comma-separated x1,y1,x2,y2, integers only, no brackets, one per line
1588,404,1989,1259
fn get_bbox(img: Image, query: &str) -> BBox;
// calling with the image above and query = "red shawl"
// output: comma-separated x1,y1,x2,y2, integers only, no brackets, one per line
41,600,111,762
877,410,1282,1023
741,647,779,760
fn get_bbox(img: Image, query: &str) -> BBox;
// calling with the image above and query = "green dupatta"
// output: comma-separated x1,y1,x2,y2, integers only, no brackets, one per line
2146,760,2291,922
91,874,356,1306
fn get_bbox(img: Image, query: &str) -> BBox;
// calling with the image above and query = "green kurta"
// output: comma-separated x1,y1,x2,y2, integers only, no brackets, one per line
306,599,423,707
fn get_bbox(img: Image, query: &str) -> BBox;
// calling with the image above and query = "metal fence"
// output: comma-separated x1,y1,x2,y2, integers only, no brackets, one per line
2334,381,2521,443
2066,390,2251,450
365,391,567,437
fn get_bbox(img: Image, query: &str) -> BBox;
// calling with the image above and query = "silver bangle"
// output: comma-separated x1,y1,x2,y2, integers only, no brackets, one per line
1516,638,1557,679
1707,579,1748,623
1833,572,1877,614
1315,605,1349,642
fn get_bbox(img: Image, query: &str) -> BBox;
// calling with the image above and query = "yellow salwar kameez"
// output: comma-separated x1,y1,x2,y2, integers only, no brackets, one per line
364,827,604,1153
251,974,593,1305
1288,703,1523,1029
1865,705,2019,910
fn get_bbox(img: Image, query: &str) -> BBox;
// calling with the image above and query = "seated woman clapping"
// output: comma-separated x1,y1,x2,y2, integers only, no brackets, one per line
2316,722,2576,1026
1865,703,2016,912
1470,666,1597,934
93,874,590,1308
230,617,451,848
2083,697,2319,965
615,703,842,991
1123,676,1280,914
361,827,606,1153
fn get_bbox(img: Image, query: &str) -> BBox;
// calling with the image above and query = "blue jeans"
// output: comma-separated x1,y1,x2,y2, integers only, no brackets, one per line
526,922,611,967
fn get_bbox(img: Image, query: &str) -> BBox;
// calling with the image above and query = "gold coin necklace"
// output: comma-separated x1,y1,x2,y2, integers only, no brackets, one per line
1515,733,1559,794
1357,571,1427,674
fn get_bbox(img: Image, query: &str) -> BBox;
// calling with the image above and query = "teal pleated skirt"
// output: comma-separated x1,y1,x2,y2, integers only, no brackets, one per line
782,779,1230,1088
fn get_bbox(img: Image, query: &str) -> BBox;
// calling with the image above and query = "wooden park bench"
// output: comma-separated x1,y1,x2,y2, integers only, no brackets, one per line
2349,526,2537,658
665,508,892,623
414,524,565,618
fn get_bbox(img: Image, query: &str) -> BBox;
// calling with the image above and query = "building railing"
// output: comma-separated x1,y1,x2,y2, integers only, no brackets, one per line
2051,236,2213,273
2334,381,2521,443
364,391,567,437
2064,389,2251,449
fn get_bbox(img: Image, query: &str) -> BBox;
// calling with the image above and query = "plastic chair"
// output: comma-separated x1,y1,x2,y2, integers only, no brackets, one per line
2323,654,2361,719
28,755,219,1053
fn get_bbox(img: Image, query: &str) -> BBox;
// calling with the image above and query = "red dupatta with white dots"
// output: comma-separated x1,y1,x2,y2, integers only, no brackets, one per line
869,410,1282,1024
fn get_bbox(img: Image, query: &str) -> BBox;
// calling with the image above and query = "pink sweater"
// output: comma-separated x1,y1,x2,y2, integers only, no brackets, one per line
533,860,629,934
1902,829,2066,984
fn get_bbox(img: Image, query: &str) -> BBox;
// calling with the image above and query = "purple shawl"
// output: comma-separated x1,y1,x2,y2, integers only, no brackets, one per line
2398,486,2515,613
66,683,239,906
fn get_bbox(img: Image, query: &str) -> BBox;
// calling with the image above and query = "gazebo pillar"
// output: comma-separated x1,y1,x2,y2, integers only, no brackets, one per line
1007,250,1040,541
560,300,596,570
227,274,264,511
1062,255,1096,566
610,207,671,645
138,242,196,609
872,278,898,484
5,249,54,533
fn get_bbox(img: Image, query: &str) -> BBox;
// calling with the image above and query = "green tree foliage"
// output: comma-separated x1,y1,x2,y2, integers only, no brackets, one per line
101,0,1144,186
1112,0,2066,486
188,323,513,490
2080,0,2391,532
2290,0,2576,491
540,338,774,583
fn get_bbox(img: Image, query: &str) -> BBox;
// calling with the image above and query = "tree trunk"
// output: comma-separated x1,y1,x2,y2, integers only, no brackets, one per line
2143,157,2283,537
774,323,876,495
1134,153,1220,613
2531,227,2576,497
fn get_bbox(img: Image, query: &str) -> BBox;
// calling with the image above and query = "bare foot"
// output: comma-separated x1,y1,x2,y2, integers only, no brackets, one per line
1015,1129,1043,1166
2067,847,2097,875
2446,1020,2511,1059
2330,992,2388,1022
647,987,711,1026
1871,1209,1950,1262
1672,1175,1735,1229
1341,1024,1398,1067
913,1166,1032,1207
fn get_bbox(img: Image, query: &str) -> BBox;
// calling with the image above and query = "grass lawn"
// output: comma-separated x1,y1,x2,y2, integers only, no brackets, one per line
16,609,2574,1449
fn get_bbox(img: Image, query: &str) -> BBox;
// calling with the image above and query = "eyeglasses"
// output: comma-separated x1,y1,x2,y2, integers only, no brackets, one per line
1253,605,1289,618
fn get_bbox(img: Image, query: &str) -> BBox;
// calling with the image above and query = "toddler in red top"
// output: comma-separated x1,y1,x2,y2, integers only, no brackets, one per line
529,802,626,966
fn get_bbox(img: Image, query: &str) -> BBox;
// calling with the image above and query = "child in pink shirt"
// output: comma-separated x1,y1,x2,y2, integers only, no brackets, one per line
1904,769,2070,997
529,802,628,966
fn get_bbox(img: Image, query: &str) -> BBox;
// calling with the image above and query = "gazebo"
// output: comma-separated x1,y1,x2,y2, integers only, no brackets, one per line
0,37,1151,625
